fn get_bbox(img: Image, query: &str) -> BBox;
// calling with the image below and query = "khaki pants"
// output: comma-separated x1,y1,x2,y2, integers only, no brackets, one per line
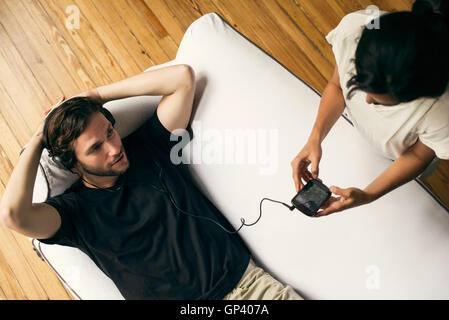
224,259,303,300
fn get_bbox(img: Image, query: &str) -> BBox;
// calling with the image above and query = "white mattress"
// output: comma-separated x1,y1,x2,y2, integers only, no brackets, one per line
32,12,449,300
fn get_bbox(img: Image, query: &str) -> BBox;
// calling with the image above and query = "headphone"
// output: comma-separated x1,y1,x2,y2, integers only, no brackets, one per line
42,98,119,191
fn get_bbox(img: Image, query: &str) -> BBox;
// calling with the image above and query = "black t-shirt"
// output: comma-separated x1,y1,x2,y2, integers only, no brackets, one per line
38,111,250,299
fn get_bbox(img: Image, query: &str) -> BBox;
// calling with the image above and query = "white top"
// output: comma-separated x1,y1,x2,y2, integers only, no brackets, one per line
325,10,449,160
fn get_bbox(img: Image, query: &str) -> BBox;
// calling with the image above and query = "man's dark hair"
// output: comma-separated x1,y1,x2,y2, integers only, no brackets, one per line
346,0,449,103
45,96,105,171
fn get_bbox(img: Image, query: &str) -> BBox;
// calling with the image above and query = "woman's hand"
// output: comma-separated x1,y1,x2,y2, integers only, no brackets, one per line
314,186,375,217
291,139,322,192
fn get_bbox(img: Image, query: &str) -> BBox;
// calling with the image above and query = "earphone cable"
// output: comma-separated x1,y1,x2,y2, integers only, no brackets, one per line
152,158,295,234
165,187,294,234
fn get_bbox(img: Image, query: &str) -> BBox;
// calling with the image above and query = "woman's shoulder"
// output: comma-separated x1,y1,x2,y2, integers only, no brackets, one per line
416,85,449,159
326,9,390,45
420,86,449,127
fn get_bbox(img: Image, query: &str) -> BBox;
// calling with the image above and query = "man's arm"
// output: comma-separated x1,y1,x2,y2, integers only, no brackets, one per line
0,104,63,239
86,64,196,132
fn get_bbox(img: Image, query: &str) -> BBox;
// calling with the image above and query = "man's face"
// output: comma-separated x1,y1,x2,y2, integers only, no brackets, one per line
72,112,129,178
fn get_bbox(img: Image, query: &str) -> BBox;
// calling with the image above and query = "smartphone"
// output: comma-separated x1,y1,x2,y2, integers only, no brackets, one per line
291,179,331,216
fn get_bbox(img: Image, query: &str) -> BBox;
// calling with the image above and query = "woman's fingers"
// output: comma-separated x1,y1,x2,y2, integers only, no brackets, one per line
292,157,321,193
291,142,322,193
302,169,313,183
310,160,319,179
315,196,343,217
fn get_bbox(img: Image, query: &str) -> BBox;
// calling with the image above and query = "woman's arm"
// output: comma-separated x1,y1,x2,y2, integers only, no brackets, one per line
291,65,346,191
316,138,436,217
364,138,436,201
308,65,346,144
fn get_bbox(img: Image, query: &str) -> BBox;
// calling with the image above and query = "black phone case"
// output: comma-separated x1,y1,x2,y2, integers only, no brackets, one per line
291,179,331,216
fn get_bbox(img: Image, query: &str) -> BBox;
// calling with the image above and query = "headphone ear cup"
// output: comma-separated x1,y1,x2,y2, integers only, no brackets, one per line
50,153,75,173
102,107,116,127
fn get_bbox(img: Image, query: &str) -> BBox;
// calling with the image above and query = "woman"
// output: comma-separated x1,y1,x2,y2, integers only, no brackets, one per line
291,0,449,216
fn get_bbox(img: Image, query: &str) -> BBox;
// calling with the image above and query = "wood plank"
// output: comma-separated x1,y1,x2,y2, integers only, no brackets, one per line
109,0,172,64
0,139,15,192
1,0,79,98
46,0,127,83
195,0,241,30
423,160,449,207
356,0,411,12
338,0,365,12
0,74,33,147
131,0,169,39
37,0,113,88
0,7,52,136
0,1,62,105
0,9,50,111
0,222,47,299
326,0,353,18
144,0,194,45
0,285,7,300
209,0,275,57
226,0,327,92
11,233,74,299
126,0,179,59
295,0,343,35
73,0,142,77
275,0,336,67
0,112,21,169
398,0,414,10
89,0,155,71
0,243,26,299
263,0,334,81
157,0,203,31
22,0,97,94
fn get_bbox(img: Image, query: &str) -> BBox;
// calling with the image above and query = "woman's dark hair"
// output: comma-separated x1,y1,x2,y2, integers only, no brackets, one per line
44,96,105,171
346,0,449,103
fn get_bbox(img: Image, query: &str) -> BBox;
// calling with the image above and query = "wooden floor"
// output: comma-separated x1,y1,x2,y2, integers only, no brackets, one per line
0,0,447,300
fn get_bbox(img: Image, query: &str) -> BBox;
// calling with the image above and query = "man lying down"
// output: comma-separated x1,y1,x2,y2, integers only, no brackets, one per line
0,65,302,300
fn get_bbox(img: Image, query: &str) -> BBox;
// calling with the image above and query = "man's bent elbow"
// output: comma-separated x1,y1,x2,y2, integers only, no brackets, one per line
178,64,196,89
0,207,16,229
